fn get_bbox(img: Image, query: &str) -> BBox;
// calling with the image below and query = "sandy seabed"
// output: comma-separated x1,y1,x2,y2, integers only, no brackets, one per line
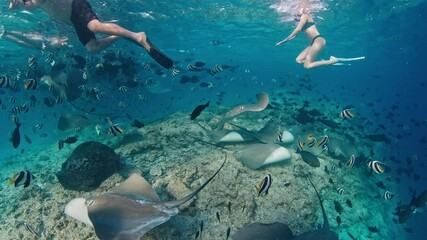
0,100,404,240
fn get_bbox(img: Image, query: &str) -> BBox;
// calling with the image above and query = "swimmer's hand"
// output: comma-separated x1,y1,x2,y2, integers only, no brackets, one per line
275,36,296,46
275,39,287,46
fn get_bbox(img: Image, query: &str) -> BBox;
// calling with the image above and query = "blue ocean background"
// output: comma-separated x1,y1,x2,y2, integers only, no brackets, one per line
1,0,426,239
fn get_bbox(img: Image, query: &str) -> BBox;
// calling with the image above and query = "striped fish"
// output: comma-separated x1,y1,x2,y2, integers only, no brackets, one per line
276,128,283,142
297,135,305,151
347,155,355,168
24,79,38,90
118,86,128,92
28,55,38,69
317,135,329,147
256,174,272,197
172,68,180,76
107,117,124,136
209,64,223,76
0,75,11,88
8,170,36,188
383,191,394,200
368,160,385,174
339,109,354,119
337,187,344,195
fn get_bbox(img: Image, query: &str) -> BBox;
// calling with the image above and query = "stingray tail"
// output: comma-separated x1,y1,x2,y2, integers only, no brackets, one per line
308,178,330,229
163,154,227,208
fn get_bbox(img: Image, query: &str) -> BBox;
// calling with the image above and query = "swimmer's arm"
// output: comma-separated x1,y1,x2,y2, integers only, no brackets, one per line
275,14,308,46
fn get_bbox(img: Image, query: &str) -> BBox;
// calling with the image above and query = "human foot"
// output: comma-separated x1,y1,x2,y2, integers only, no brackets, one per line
137,32,151,52
329,56,338,64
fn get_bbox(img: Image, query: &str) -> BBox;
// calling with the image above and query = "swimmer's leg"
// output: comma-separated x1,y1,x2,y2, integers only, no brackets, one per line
87,20,173,69
296,46,310,64
303,38,337,69
85,36,120,53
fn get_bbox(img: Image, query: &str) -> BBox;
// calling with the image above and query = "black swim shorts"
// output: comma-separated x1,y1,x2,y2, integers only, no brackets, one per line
70,0,99,46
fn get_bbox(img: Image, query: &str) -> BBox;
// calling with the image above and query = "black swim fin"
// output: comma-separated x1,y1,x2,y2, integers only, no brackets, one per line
146,38,173,69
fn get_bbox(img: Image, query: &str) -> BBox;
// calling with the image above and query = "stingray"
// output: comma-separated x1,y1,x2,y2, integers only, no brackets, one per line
234,143,291,170
65,158,226,240
233,179,337,240
217,92,269,128
299,151,320,168
210,129,256,144
57,113,93,131
220,121,294,145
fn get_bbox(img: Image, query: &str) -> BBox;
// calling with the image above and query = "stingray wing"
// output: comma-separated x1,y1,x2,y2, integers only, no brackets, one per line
88,194,177,240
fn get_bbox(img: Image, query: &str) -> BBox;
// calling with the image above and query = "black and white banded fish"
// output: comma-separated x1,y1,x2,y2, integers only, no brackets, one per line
118,101,126,108
107,117,124,136
8,94,16,104
297,135,305,151
339,109,354,119
8,170,36,188
11,104,29,115
142,62,151,71
138,95,148,101
172,68,180,76
383,191,394,200
45,52,55,65
307,134,316,147
276,128,283,142
347,155,355,168
337,187,344,195
256,174,272,197
317,135,329,147
144,78,153,86
209,64,223,76
368,160,385,174
118,86,128,92
75,127,82,133
28,55,38,69
0,75,11,88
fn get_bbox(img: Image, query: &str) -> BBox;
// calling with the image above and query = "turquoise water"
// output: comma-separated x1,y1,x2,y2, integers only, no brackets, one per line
1,0,426,239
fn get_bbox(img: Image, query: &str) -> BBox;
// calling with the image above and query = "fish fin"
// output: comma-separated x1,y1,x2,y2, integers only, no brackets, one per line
110,173,161,202
64,198,93,226
146,38,173,69
8,179,14,185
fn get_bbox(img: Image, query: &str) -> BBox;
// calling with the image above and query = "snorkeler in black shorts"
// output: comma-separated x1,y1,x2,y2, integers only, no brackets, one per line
7,0,173,69
70,0,98,46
